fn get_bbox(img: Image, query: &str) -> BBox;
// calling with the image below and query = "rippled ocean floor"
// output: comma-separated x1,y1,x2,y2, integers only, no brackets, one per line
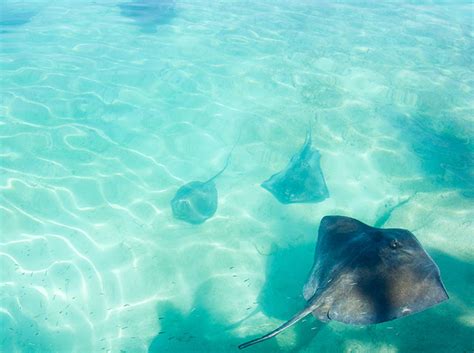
1,1,473,352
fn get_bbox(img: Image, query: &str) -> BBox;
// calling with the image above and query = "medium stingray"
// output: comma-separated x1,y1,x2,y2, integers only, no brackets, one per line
170,154,231,225
239,215,448,349
261,130,329,204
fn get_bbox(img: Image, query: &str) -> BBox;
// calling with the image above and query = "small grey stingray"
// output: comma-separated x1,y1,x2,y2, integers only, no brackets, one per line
261,130,329,204
238,215,448,349
170,155,231,225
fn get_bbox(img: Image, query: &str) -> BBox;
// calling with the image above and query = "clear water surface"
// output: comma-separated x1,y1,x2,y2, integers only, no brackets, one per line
0,1,473,352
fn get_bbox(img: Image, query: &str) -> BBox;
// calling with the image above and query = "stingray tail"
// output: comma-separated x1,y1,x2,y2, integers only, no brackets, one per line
307,116,313,144
238,302,317,350
207,128,243,183
207,153,231,182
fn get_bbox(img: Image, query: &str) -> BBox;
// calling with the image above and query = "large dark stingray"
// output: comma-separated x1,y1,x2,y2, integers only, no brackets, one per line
170,155,231,225
261,130,329,204
239,215,448,349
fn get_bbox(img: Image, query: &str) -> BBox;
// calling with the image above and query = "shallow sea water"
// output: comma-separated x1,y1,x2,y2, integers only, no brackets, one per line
1,1,473,352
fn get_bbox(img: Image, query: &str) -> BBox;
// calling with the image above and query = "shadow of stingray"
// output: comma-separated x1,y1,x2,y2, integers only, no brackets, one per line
248,220,327,351
147,302,199,353
148,294,283,353
0,4,38,33
258,243,314,320
256,244,327,351
388,111,474,198
0,304,69,352
147,258,331,353
118,0,176,33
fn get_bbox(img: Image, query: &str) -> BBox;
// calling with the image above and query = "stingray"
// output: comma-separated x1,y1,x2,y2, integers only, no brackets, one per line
0,5,39,33
238,215,448,349
261,130,329,204
118,0,175,33
170,153,232,225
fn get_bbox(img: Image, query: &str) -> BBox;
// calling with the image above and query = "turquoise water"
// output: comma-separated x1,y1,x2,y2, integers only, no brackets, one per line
1,1,473,352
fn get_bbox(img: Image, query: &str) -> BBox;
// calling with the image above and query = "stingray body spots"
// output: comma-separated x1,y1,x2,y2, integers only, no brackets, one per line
170,181,218,225
238,215,448,349
261,130,329,204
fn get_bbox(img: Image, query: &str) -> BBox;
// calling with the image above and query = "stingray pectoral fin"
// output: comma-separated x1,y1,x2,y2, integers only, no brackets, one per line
238,303,317,350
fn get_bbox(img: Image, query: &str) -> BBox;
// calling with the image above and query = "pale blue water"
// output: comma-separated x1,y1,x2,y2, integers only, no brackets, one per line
1,1,473,352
